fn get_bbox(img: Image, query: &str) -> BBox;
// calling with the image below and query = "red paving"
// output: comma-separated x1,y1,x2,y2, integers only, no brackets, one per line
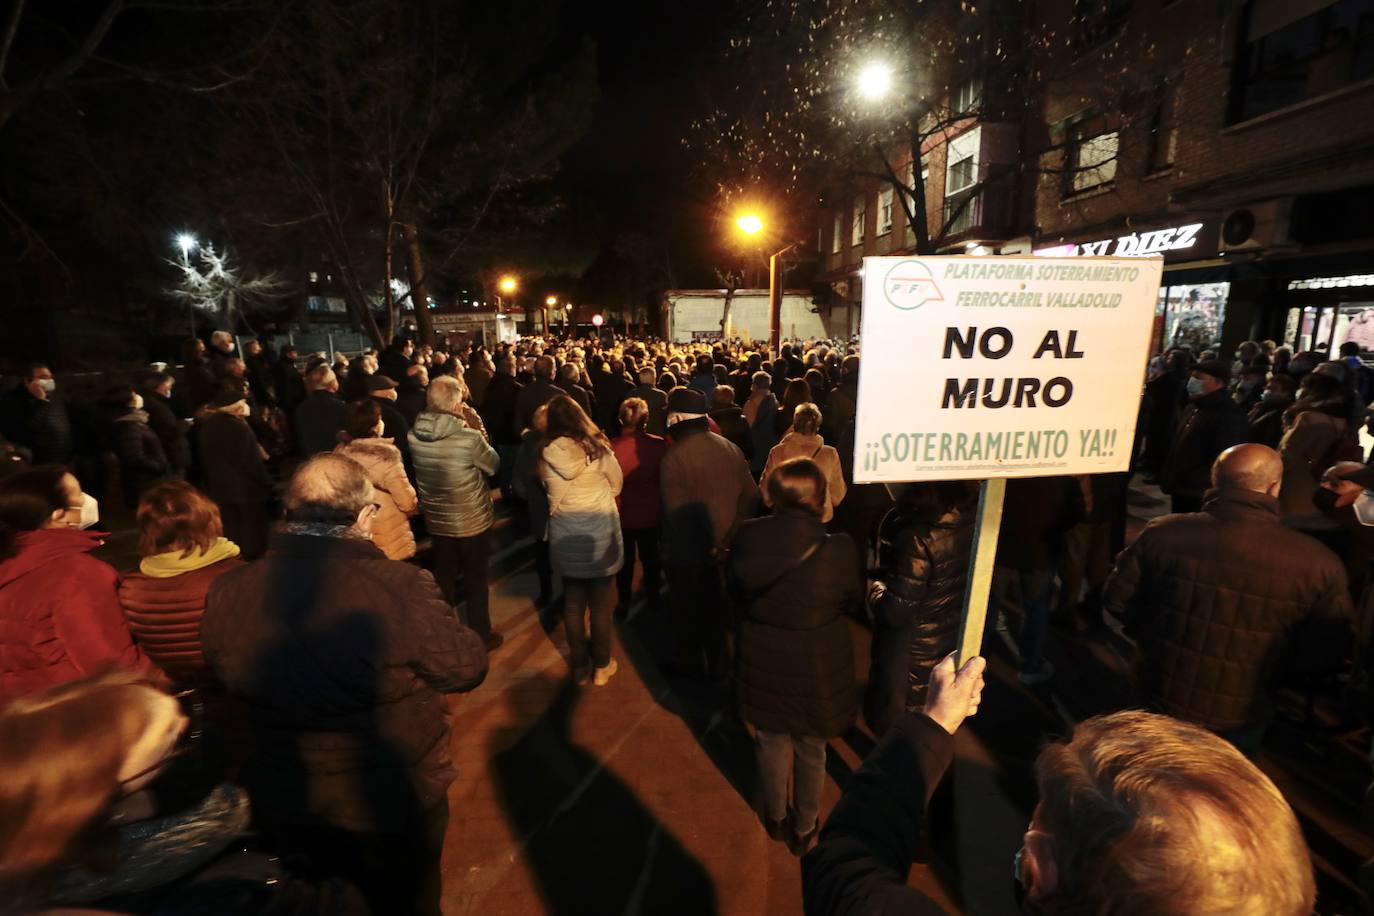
438,567,967,916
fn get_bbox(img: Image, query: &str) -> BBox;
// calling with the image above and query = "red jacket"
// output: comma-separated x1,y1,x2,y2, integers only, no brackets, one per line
613,429,667,530
0,528,159,698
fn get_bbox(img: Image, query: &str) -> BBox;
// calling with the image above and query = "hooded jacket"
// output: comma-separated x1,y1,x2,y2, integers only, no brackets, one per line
409,410,499,538
0,528,160,697
539,436,624,579
335,438,418,560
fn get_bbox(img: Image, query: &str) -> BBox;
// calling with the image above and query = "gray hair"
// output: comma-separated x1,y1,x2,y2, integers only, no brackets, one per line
427,374,465,414
285,454,375,522
792,402,822,436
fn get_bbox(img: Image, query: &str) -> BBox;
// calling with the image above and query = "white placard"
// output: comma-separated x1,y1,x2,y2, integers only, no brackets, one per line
854,256,1161,483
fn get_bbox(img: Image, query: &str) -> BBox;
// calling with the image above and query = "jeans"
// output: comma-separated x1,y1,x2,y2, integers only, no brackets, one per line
563,575,616,670
432,531,492,637
992,565,1055,674
755,730,827,833
617,527,662,610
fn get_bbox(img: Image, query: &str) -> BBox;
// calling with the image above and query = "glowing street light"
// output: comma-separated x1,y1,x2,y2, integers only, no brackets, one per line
545,295,558,307
592,314,604,327
499,275,518,294
736,213,764,235
857,62,893,101
176,233,198,260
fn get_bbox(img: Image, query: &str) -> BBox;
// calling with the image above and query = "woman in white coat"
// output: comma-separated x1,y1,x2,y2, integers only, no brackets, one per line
539,395,624,685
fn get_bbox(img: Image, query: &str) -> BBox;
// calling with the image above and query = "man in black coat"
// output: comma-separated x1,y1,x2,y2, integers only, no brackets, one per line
1161,358,1249,513
197,386,275,558
0,362,74,466
707,385,754,463
396,364,430,428
627,366,669,437
379,338,415,385
591,358,633,435
480,354,524,497
364,374,411,470
294,365,348,457
138,372,192,477
202,454,488,916
1106,443,1351,756
243,339,279,406
273,346,307,416
556,361,594,415
514,355,563,433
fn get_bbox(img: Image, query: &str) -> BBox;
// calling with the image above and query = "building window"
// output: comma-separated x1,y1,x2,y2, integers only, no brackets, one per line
945,127,980,195
878,187,894,235
1074,0,1131,51
851,194,866,247
954,77,983,114
944,196,975,235
1147,80,1178,172
832,211,844,254
1065,120,1119,194
1233,0,1374,123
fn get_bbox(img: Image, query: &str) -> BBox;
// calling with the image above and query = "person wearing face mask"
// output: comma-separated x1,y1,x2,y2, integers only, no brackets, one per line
197,385,274,560
1105,444,1352,757
803,661,1315,916
1159,359,1249,514
0,465,161,698
1305,462,1374,606
106,385,171,509
1276,369,1359,518
1246,373,1297,448
201,454,488,916
0,362,74,467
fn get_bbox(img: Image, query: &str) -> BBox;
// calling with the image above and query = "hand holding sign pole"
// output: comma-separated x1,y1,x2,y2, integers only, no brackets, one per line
854,255,1161,666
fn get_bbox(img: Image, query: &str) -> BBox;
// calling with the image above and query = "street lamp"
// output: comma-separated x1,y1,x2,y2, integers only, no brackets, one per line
176,232,198,260
732,214,794,356
499,275,518,294
857,62,893,102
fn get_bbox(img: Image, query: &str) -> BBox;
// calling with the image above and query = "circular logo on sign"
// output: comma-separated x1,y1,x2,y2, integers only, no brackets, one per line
882,259,945,310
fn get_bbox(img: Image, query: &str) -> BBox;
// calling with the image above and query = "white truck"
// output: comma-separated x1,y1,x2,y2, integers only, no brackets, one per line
663,288,826,343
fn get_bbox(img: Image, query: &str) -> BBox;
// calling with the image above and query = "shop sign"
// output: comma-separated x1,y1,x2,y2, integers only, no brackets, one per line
1288,274,1374,291
1034,222,1207,260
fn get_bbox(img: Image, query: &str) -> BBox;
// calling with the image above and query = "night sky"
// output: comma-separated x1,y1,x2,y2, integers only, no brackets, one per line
553,0,736,288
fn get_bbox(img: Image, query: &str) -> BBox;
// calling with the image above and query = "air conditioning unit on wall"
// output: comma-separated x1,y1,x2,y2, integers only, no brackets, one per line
1220,199,1294,253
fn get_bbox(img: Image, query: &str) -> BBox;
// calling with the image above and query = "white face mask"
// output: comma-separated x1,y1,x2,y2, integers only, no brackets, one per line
75,492,99,529
38,378,56,394
1355,491,1374,527
130,394,144,411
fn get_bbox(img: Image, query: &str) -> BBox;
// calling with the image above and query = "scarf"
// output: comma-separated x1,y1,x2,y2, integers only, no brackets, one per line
139,537,241,578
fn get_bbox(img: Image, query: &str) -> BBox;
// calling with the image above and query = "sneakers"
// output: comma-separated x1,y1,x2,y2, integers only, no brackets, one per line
592,658,618,686
1018,658,1055,686
484,631,505,652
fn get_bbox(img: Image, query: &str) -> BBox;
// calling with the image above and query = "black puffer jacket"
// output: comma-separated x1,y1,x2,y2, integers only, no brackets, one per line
1104,488,1351,732
731,509,860,738
1160,389,1249,501
864,502,974,735
201,532,489,834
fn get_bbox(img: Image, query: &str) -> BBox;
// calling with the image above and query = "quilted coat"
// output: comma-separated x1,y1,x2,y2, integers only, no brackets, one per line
118,546,244,684
409,410,499,539
864,501,975,735
335,438,418,560
201,531,489,833
0,528,160,698
1104,487,1351,732
540,436,624,579
730,509,860,738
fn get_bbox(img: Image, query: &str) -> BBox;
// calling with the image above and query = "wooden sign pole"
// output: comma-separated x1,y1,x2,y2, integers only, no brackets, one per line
955,477,1007,666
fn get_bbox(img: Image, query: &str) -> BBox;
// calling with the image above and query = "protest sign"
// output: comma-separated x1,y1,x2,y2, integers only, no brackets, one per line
853,256,1161,664
853,256,1162,484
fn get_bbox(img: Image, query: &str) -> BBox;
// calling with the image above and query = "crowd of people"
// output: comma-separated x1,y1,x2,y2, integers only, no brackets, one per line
0,326,1366,914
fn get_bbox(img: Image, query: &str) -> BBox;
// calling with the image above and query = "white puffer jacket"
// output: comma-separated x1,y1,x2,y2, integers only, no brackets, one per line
539,436,624,579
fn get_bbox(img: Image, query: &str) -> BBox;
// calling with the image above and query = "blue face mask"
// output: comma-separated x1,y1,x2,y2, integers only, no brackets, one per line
1186,377,1206,398
1260,390,1283,405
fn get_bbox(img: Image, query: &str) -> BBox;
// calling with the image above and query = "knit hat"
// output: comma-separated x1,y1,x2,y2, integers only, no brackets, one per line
1193,359,1230,384
666,387,706,415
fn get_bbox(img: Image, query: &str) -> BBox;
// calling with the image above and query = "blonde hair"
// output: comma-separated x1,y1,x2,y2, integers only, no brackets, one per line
1035,710,1314,915
0,672,167,894
791,402,822,436
619,397,649,431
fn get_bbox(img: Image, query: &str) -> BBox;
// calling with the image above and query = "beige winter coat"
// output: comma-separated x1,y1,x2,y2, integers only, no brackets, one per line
539,436,624,578
335,438,418,560
759,431,847,523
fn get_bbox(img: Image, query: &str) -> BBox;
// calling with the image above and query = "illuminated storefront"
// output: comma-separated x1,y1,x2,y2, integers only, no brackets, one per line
1034,219,1226,354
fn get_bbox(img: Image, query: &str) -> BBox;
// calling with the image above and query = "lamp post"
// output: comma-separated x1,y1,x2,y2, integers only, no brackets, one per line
174,233,198,340
497,274,520,332
545,295,557,336
735,213,795,356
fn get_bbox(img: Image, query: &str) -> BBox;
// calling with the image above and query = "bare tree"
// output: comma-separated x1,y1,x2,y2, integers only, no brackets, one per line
168,242,292,328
